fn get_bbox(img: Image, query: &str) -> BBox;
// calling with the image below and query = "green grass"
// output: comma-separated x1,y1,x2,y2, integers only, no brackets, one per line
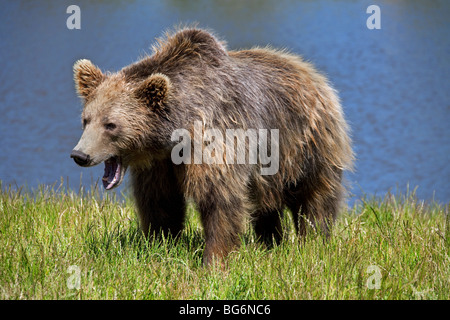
0,180,449,300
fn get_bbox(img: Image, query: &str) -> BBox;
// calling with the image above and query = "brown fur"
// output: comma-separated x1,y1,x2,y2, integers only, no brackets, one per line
71,27,354,265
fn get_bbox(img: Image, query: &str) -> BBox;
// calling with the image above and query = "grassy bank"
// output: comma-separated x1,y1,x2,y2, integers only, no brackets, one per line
0,180,448,299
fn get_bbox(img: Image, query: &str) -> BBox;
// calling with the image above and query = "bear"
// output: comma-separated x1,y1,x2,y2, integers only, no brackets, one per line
70,27,353,265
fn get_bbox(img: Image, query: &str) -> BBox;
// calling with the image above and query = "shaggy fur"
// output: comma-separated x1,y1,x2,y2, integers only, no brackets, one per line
71,27,354,265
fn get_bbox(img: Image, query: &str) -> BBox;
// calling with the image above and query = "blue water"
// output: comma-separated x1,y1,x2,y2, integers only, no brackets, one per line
0,0,449,204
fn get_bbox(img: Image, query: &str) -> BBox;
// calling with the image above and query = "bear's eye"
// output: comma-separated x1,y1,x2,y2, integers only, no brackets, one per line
105,123,117,131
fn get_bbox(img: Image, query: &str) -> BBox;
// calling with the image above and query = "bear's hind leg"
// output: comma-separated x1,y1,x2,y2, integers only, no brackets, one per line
252,210,284,247
288,191,340,239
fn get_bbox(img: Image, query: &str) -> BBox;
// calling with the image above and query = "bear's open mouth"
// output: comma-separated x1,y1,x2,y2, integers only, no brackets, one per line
102,157,123,190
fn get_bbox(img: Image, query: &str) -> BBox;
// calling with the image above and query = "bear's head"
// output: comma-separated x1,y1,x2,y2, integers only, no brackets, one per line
70,59,173,190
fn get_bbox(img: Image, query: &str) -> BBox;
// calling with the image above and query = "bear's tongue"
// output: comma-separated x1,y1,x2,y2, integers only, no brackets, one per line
102,157,121,190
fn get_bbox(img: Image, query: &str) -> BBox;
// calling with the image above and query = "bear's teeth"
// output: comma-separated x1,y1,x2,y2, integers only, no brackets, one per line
103,157,121,189
104,159,121,190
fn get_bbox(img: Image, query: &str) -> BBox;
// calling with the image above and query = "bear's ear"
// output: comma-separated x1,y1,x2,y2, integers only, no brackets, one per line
73,59,104,99
135,73,172,112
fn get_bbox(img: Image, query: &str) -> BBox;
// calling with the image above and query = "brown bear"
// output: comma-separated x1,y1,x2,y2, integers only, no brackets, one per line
70,27,353,265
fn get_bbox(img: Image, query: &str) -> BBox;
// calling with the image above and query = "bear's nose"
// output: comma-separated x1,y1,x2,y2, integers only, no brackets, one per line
70,149,91,166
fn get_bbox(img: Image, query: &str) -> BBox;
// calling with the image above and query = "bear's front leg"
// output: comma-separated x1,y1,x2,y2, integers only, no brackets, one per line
195,183,248,266
198,199,246,265
185,163,251,265
131,162,186,238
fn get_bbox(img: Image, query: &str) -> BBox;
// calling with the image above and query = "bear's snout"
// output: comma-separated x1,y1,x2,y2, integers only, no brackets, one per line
70,149,91,167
